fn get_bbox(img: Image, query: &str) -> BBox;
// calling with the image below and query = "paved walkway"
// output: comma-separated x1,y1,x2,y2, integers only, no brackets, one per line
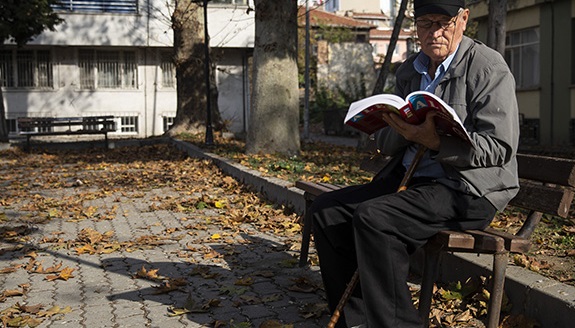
0,143,330,328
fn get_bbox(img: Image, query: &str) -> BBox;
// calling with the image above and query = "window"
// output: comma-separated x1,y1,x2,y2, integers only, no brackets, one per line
120,116,138,133
163,116,175,132
324,0,339,12
52,0,138,14
505,28,540,89
160,52,176,88
211,0,248,5
6,119,18,134
79,50,137,89
0,50,53,88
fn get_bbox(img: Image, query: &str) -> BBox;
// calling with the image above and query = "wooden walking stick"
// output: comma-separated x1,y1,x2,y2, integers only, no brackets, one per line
326,145,427,328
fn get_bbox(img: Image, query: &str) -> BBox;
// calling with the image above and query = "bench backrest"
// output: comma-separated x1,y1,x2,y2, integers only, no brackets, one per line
17,116,116,133
359,153,575,238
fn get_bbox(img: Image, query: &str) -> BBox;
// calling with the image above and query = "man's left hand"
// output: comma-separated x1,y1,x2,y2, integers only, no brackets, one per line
382,111,440,151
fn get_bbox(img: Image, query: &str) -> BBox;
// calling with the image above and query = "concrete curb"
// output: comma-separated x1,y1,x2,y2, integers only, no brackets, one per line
170,138,306,215
170,137,575,328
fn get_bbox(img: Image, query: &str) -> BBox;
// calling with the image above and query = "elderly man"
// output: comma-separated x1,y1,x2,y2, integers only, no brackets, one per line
309,0,520,327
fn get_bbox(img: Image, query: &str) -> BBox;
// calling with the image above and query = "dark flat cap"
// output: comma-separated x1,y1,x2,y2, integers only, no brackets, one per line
414,0,465,18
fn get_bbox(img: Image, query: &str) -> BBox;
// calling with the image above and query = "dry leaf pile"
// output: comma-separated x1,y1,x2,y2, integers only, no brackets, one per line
1,138,571,327
0,143,323,327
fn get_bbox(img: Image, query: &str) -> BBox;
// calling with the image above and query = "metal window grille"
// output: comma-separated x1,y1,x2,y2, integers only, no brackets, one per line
123,51,137,89
211,0,248,5
160,52,175,88
7,119,17,133
0,50,14,87
0,50,53,88
79,50,137,89
79,50,95,89
36,51,54,88
163,116,175,132
97,51,121,88
120,116,138,133
17,51,35,87
52,0,138,14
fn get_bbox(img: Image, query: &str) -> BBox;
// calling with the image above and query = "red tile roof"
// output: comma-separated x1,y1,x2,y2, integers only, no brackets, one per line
297,7,375,29
370,28,414,40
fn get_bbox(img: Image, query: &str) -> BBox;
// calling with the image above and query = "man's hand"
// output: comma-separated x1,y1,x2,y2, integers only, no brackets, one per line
382,111,440,151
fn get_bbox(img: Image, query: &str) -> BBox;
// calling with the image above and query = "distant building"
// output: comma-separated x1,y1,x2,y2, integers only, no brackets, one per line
469,0,575,146
2,0,255,138
368,28,416,65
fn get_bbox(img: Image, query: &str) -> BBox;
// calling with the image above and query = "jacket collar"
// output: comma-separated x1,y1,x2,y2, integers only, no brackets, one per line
398,36,475,89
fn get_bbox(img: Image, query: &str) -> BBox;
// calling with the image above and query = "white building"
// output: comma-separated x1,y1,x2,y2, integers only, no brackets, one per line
2,0,255,138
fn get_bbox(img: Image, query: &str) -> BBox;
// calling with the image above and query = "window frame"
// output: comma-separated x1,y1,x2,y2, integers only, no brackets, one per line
78,49,138,90
0,49,54,89
119,116,139,133
160,51,176,89
505,27,540,90
52,0,138,14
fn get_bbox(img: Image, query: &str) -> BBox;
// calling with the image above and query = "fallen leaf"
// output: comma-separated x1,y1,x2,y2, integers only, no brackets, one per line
234,277,254,286
134,266,163,281
37,305,72,317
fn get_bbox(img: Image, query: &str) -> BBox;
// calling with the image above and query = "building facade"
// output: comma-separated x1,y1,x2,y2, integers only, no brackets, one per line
1,0,255,138
469,0,575,146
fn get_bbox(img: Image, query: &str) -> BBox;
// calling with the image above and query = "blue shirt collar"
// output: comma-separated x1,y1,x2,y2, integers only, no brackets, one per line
413,45,459,92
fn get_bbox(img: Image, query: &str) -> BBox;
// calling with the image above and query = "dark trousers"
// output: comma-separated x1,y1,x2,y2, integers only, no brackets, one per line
310,171,496,328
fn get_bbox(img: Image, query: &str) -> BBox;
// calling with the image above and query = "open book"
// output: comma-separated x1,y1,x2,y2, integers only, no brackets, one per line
344,90,472,145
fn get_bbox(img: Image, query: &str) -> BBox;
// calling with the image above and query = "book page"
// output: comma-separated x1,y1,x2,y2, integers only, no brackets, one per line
344,94,405,123
404,91,472,144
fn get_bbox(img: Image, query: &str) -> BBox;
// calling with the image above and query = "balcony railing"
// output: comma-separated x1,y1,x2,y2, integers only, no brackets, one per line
52,0,138,14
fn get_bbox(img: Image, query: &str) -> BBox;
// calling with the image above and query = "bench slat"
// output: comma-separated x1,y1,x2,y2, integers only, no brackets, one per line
509,183,574,218
517,153,575,187
295,181,341,197
483,228,531,253
430,230,506,253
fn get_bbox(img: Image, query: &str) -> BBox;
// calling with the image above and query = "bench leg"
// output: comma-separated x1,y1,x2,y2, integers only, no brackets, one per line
26,135,31,152
487,251,508,328
418,243,442,328
299,198,313,267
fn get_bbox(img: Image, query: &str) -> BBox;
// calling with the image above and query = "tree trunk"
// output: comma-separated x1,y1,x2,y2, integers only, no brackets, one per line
246,0,300,156
0,88,8,143
487,0,507,55
167,0,221,137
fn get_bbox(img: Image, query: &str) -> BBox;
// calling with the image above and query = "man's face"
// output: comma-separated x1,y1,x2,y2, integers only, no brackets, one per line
415,9,469,65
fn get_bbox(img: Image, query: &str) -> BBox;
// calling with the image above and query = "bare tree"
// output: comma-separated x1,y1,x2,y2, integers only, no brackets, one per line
166,0,221,137
246,0,300,155
372,0,409,95
357,0,409,151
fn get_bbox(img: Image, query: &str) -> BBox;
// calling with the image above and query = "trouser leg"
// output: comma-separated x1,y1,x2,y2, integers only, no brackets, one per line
310,175,402,327
353,183,496,328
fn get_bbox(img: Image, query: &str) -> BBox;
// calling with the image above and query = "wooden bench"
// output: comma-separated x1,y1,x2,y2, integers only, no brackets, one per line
296,153,575,328
17,116,116,150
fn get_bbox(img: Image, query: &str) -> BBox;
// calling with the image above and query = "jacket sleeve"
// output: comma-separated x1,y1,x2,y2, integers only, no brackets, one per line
435,61,520,169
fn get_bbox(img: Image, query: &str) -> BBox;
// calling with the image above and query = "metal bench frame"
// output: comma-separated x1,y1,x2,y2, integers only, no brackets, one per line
296,153,575,328
17,116,116,150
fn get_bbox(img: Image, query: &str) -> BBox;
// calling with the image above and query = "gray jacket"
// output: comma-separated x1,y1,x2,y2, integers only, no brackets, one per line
375,36,520,211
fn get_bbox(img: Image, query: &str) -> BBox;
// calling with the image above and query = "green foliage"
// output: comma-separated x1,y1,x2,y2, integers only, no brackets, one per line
266,156,306,174
0,0,63,45
464,20,479,39
311,76,369,112
316,23,355,43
